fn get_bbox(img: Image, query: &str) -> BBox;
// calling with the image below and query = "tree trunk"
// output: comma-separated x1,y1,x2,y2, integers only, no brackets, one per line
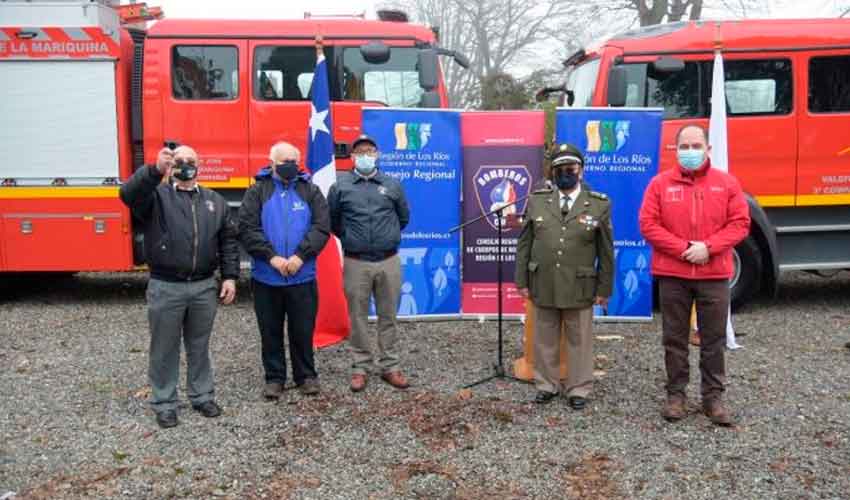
637,0,669,26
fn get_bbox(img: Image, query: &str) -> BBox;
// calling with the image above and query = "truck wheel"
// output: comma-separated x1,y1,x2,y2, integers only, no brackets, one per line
730,236,762,310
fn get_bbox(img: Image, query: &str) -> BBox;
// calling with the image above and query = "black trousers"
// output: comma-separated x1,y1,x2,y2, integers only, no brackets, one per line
252,279,318,385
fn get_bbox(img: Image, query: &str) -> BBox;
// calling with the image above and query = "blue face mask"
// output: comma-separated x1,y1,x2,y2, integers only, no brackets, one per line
677,149,705,170
353,154,377,175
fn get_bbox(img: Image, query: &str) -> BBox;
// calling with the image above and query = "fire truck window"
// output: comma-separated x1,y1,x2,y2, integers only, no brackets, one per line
565,59,600,108
719,59,792,116
342,47,424,107
809,56,850,113
253,46,333,101
172,46,238,100
620,62,706,119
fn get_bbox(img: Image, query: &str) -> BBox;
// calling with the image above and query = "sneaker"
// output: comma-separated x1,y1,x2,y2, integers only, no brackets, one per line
662,393,687,422
380,371,410,390
192,400,222,418
298,378,320,396
263,382,284,400
155,409,178,428
703,398,733,426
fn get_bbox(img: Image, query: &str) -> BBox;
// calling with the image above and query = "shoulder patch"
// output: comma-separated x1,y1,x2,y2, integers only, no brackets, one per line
589,191,608,201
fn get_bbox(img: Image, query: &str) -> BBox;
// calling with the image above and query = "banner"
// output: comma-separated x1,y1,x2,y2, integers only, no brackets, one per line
362,108,462,317
461,111,545,316
556,107,662,320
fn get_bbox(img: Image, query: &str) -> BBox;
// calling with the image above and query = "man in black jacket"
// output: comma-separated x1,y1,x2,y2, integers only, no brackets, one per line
327,135,410,393
120,145,239,429
238,142,330,399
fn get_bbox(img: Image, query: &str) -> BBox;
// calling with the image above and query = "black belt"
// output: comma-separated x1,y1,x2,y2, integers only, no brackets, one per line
345,250,397,262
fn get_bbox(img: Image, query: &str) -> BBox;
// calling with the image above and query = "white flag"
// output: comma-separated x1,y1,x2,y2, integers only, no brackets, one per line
709,50,742,350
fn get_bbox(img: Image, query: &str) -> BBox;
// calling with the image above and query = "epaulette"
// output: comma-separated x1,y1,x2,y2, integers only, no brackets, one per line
532,186,554,195
589,191,609,201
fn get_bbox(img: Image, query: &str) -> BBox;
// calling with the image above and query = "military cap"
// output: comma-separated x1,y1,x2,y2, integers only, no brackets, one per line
550,142,585,167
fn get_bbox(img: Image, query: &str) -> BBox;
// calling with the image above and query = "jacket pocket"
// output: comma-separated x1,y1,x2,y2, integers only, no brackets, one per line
576,266,597,300
527,261,539,297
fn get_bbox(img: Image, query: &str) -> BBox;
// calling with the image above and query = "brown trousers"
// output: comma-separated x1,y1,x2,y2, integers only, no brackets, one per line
533,305,594,397
658,277,729,401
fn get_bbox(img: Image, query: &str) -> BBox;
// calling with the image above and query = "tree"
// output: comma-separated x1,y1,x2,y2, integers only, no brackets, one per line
380,0,576,108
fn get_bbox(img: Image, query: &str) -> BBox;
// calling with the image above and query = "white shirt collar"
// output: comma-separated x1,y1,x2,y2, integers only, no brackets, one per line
559,184,582,205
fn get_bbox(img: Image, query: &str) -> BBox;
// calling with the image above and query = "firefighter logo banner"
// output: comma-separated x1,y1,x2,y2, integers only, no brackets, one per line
556,107,663,320
362,108,462,317
461,111,545,316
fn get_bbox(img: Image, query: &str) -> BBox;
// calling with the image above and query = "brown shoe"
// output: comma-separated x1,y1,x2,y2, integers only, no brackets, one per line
350,374,367,393
703,399,733,426
380,371,410,390
263,382,284,400
298,378,320,396
662,393,687,422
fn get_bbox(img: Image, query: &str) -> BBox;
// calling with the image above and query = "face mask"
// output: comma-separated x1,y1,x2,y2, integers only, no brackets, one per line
677,149,705,170
554,170,579,190
275,160,299,181
353,154,377,175
172,159,197,182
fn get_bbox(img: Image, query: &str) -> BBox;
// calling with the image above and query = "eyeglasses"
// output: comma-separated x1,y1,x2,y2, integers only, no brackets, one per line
677,143,706,151
174,158,197,166
553,164,581,175
352,149,378,157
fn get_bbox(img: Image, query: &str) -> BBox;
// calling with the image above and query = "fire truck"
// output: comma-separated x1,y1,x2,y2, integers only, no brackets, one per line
0,0,467,274
543,19,850,307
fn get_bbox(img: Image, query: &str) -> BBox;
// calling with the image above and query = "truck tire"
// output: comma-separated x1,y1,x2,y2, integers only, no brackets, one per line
730,236,762,310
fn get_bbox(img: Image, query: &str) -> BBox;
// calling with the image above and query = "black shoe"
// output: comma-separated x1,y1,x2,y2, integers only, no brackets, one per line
568,396,587,411
298,378,320,396
534,391,557,404
192,400,222,418
155,410,178,428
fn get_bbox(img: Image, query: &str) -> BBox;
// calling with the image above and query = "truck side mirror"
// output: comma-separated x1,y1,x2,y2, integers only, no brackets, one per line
417,48,439,91
651,56,685,74
360,41,391,64
419,90,441,108
607,66,627,107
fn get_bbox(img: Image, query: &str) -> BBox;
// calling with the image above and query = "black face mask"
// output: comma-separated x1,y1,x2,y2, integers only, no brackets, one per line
275,160,299,181
172,159,197,181
554,170,579,190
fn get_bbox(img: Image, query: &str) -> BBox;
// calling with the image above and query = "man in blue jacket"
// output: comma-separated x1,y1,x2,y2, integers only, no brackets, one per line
238,142,330,399
328,135,410,392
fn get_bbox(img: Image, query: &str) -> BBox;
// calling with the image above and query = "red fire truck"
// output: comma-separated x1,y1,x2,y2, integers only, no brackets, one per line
546,19,850,307
0,0,467,274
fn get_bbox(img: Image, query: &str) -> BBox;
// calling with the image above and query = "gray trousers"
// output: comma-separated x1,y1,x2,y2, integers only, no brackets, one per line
146,277,218,412
343,255,402,375
533,305,594,397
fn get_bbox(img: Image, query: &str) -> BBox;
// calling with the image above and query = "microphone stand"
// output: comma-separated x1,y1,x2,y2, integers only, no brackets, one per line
450,194,531,389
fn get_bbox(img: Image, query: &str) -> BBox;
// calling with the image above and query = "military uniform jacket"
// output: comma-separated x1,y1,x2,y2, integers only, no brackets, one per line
515,182,615,309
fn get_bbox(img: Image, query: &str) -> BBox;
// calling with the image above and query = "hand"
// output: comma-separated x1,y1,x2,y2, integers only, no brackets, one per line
594,296,609,308
270,256,289,276
219,279,236,305
518,287,529,299
285,255,304,276
681,241,709,265
155,148,175,175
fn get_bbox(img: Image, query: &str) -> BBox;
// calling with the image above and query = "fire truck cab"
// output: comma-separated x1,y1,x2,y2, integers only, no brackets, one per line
0,1,464,274
551,19,850,307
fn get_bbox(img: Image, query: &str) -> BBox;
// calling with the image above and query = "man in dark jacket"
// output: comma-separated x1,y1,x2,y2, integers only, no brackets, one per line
238,142,330,399
327,134,410,393
120,145,239,429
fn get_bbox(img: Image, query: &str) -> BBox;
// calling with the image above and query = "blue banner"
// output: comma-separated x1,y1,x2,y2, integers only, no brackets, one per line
362,108,462,317
556,108,663,320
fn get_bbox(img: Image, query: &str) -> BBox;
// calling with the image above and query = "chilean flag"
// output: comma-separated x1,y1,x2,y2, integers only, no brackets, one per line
307,52,350,347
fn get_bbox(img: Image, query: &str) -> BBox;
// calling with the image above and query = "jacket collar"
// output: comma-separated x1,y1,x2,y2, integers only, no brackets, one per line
673,158,712,183
352,170,386,184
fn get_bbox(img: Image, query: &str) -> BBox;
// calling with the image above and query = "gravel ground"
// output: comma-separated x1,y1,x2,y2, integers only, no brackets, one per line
1,271,848,499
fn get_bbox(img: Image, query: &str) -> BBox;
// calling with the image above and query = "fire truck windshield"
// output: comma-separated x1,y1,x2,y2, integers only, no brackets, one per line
253,45,425,107
564,58,600,108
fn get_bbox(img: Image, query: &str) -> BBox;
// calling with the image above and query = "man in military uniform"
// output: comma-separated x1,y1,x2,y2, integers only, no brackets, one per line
516,143,614,409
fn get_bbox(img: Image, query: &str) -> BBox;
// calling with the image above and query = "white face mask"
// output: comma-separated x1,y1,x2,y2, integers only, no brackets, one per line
353,154,377,175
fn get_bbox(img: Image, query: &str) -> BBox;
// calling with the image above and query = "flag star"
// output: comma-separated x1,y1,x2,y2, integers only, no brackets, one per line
309,104,330,140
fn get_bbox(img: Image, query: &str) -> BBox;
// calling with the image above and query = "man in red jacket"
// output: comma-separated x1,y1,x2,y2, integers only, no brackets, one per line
639,124,750,426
